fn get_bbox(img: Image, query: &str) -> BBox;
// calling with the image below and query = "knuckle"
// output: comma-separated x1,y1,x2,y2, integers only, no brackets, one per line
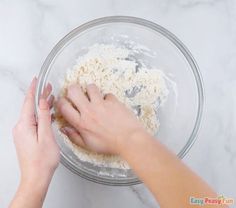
81,103,91,114
68,84,79,94
86,109,98,123
79,112,94,129
86,106,98,119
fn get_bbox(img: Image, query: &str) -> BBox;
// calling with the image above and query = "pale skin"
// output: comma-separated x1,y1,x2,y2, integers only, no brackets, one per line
10,79,228,208
10,78,60,208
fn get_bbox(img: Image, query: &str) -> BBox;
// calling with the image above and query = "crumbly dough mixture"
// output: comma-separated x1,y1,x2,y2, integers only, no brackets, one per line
57,44,169,169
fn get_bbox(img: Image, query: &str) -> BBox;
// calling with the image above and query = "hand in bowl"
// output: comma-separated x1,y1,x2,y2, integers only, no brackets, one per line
56,83,145,154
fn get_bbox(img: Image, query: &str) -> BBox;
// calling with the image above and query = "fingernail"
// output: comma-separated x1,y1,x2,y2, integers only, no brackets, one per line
39,98,49,110
61,126,74,134
60,127,67,134
60,126,71,134
32,76,37,84
30,77,37,88
46,83,52,91
51,114,55,122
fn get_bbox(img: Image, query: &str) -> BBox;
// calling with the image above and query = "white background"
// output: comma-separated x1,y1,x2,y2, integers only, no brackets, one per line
0,0,235,207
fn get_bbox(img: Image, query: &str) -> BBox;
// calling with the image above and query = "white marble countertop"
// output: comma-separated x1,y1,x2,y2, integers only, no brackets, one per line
0,0,235,207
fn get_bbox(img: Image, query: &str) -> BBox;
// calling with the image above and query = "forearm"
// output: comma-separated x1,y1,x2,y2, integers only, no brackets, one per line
120,131,226,208
10,175,52,208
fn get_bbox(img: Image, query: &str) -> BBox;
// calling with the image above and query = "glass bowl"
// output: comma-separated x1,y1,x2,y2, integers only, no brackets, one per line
35,16,204,186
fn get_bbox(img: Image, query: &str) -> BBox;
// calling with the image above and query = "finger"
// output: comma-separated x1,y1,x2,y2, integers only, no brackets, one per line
56,97,82,129
41,83,52,99
48,94,55,109
51,113,55,123
60,126,86,148
104,93,118,102
20,77,37,124
86,84,103,103
37,98,54,142
66,84,89,112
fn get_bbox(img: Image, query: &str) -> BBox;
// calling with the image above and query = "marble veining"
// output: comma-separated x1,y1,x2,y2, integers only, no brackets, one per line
0,0,235,207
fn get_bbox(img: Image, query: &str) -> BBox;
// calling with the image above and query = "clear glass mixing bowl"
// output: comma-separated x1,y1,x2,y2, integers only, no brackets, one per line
35,16,204,186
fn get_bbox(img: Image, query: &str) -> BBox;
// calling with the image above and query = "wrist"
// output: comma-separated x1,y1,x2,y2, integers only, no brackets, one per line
20,170,54,192
19,176,51,201
117,128,153,157
13,172,53,208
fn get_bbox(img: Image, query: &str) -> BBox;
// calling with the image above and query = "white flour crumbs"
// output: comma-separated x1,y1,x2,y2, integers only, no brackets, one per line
57,44,169,169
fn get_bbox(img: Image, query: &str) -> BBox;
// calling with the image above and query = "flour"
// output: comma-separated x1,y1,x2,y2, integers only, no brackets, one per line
56,44,169,169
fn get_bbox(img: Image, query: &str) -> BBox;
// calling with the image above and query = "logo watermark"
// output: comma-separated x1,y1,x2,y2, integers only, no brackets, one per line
190,195,234,206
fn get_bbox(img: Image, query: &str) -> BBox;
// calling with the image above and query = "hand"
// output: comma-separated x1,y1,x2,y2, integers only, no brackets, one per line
56,83,146,154
13,78,60,184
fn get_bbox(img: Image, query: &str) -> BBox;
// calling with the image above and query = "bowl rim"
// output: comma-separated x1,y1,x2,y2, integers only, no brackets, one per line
35,16,204,186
